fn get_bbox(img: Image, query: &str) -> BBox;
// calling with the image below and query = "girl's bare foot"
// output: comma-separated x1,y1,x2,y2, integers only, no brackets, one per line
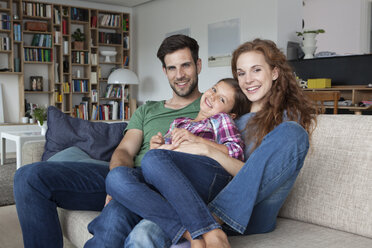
190,238,206,248
203,229,230,248
183,231,206,248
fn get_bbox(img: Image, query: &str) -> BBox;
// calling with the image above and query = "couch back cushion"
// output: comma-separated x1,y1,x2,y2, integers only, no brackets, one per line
42,106,127,162
279,115,372,238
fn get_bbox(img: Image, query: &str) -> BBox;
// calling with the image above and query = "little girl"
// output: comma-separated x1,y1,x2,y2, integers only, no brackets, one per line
105,78,250,247
150,77,249,161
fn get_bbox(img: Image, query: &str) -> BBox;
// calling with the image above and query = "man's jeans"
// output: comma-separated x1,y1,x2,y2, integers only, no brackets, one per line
13,161,109,248
104,151,231,244
85,199,143,247
99,121,310,247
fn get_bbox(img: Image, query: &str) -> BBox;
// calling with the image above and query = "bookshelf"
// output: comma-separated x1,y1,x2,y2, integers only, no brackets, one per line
0,0,133,122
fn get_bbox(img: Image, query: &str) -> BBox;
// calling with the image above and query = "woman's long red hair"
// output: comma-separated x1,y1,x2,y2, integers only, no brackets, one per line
231,39,316,151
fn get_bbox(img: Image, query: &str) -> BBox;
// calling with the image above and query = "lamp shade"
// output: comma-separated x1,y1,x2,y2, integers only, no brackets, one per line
108,68,139,85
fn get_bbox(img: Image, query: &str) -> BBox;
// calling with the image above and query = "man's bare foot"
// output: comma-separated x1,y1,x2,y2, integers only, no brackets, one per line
203,229,230,248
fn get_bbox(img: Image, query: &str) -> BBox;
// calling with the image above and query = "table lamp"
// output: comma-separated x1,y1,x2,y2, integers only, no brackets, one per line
107,68,139,120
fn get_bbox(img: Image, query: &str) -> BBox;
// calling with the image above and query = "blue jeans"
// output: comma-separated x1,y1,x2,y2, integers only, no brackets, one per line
104,151,231,244
125,219,172,248
13,161,109,248
84,199,143,248
209,121,309,234
112,121,310,247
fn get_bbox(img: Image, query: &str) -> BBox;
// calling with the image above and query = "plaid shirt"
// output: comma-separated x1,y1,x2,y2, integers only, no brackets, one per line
164,112,245,161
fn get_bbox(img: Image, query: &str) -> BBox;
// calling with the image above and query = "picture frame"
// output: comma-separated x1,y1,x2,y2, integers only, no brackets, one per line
30,76,43,91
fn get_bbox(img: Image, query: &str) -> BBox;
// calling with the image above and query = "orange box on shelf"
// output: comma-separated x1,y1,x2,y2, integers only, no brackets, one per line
307,78,332,88
25,22,48,32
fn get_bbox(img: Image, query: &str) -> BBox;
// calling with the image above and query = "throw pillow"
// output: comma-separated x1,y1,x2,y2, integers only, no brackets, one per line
42,106,127,162
47,146,109,166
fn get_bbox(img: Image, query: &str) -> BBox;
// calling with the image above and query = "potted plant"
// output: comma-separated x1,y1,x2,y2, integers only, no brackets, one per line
33,107,48,135
296,29,325,59
296,29,325,37
72,28,85,50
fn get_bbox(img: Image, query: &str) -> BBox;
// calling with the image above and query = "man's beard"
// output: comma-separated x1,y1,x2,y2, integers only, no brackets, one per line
171,77,198,97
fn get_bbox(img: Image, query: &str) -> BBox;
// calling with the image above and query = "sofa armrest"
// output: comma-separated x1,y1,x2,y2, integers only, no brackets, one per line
22,140,45,166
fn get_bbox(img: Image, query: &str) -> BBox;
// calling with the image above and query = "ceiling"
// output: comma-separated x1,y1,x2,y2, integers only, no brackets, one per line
78,0,155,7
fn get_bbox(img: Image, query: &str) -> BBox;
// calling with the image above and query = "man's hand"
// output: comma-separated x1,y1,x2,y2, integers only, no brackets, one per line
150,132,165,150
171,128,201,146
105,194,112,207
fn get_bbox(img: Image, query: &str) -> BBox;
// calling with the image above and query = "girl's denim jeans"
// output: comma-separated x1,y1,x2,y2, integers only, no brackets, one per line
104,150,232,244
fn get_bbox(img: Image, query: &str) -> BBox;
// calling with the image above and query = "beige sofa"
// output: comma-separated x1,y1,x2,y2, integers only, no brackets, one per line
22,115,372,248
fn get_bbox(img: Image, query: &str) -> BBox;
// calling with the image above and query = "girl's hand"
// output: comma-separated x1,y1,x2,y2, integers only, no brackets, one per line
157,143,178,150
105,194,112,207
150,132,164,150
171,128,201,146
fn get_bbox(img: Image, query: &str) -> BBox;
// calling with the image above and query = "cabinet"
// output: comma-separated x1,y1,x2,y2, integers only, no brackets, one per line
0,0,133,122
304,86,372,115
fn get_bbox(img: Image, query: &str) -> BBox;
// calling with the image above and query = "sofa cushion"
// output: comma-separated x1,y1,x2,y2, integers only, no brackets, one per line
42,106,127,162
229,218,372,248
279,115,372,239
47,146,109,166
58,208,372,248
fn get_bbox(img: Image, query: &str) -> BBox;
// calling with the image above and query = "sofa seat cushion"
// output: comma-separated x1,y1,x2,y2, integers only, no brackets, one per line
58,209,372,248
229,218,372,248
58,208,98,248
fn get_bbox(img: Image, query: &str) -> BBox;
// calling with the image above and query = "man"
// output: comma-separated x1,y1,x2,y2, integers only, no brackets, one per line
14,34,202,248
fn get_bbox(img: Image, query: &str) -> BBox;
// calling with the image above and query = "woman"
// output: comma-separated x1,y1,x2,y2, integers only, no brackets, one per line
135,39,316,248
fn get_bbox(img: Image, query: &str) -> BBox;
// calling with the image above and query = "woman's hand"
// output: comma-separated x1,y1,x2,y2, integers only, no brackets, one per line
171,128,201,146
150,132,164,150
173,140,209,156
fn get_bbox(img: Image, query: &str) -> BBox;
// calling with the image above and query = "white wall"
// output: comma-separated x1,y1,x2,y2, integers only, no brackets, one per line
3,0,369,122
0,76,19,123
133,0,302,104
0,0,131,123
303,0,370,55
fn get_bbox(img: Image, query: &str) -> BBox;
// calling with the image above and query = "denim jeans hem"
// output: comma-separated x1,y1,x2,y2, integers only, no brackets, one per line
172,226,187,245
209,204,245,234
189,223,222,240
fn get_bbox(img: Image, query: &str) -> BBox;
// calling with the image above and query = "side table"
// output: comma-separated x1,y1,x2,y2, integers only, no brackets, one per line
1,131,45,169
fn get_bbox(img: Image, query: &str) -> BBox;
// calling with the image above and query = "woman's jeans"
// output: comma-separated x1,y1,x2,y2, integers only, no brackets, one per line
105,151,232,244
210,121,309,234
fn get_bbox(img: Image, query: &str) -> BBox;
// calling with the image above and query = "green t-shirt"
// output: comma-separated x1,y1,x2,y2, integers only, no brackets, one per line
126,97,201,167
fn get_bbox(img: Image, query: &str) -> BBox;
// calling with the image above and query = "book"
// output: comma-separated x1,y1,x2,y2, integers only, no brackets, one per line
91,72,97,84
91,16,97,28
105,84,113,98
91,89,98,102
91,53,97,65
104,105,109,120
111,101,119,120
